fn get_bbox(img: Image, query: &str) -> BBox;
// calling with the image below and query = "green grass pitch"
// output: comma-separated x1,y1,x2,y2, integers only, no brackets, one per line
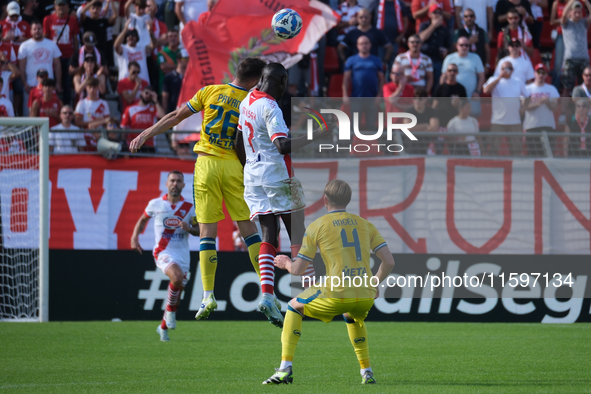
1,321,590,393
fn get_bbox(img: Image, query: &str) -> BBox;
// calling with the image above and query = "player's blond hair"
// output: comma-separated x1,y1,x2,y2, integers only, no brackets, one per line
324,179,352,208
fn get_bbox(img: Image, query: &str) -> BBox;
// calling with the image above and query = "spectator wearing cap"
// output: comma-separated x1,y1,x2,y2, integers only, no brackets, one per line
0,50,20,100
117,61,149,113
418,3,451,93
157,28,180,93
0,77,15,117
411,0,452,33
43,0,80,106
115,18,155,84
70,31,104,75
162,57,186,112
50,105,86,154
121,85,164,153
1,2,32,55
1,1,31,115
454,7,490,73
18,20,62,115
80,0,117,67
394,34,434,93
383,62,415,113
496,8,534,60
494,0,534,33
31,78,63,128
338,8,393,64
561,0,591,94
523,63,560,156
433,63,467,130
484,60,530,155
73,54,106,102
494,38,534,84
572,65,591,103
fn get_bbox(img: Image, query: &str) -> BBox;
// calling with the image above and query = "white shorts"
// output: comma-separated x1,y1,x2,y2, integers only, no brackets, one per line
155,253,189,275
244,178,306,220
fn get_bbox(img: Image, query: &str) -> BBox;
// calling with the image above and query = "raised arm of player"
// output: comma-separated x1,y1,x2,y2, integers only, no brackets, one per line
273,124,332,155
129,104,194,153
131,213,150,254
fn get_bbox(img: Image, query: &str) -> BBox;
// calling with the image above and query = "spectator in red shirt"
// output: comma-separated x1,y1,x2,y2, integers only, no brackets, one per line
0,25,17,65
383,63,414,112
31,78,63,127
43,0,80,106
121,84,164,153
27,68,58,111
411,0,452,32
117,60,149,114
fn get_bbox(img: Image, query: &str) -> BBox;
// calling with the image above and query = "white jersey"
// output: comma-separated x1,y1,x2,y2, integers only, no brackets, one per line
144,195,195,265
239,89,294,187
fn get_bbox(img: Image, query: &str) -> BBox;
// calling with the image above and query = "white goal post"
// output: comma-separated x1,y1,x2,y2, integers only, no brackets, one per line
0,118,49,322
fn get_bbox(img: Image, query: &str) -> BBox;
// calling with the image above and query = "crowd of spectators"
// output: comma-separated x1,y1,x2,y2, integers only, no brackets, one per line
0,0,590,157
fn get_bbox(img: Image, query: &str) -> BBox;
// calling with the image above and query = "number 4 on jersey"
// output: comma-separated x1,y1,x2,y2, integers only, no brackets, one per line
341,228,362,261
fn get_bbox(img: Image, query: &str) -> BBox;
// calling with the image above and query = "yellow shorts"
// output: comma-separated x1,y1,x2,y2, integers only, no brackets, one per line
193,155,251,223
296,286,374,324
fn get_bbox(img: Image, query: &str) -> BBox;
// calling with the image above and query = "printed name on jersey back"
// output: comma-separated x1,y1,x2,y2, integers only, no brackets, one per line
217,94,241,109
241,106,256,120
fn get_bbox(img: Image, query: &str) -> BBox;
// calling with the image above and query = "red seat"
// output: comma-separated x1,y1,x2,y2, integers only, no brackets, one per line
328,74,344,97
324,46,340,74
489,47,497,71
539,20,553,48
530,49,542,67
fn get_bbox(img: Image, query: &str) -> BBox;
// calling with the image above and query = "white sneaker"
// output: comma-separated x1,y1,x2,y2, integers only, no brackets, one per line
164,311,176,330
258,293,284,328
195,294,218,320
157,326,170,342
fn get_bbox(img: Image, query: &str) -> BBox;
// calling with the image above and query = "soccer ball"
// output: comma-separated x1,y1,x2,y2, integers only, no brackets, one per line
271,9,303,39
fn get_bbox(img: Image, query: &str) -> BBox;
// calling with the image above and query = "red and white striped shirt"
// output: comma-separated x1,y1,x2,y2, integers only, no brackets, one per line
144,195,195,264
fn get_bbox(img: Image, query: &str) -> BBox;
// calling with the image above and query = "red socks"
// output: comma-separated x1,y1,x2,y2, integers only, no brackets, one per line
259,242,276,295
165,282,181,312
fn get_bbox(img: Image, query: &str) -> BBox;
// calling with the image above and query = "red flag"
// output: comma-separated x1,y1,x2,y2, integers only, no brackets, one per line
179,0,337,106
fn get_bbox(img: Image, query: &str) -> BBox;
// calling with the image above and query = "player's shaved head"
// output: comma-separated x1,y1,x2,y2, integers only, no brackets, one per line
259,62,288,101
324,180,352,208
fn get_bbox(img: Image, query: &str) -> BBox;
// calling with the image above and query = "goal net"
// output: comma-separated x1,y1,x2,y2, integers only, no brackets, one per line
0,119,49,322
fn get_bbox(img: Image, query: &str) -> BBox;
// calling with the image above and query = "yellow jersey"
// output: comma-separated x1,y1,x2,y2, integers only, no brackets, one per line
298,210,387,298
187,83,249,160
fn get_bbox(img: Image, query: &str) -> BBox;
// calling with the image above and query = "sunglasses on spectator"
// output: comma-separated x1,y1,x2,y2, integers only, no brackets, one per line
464,14,475,18
61,111,73,115
408,40,421,44
536,69,547,74
576,104,589,108
503,67,513,71
458,43,470,47
584,73,591,77
447,69,458,73
130,70,139,75
507,16,519,21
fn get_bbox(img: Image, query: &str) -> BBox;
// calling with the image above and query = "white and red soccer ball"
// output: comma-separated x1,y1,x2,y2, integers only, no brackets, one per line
271,8,303,39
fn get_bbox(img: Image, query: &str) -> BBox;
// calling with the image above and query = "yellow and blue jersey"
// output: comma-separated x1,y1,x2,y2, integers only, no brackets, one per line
187,83,249,159
298,210,387,298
